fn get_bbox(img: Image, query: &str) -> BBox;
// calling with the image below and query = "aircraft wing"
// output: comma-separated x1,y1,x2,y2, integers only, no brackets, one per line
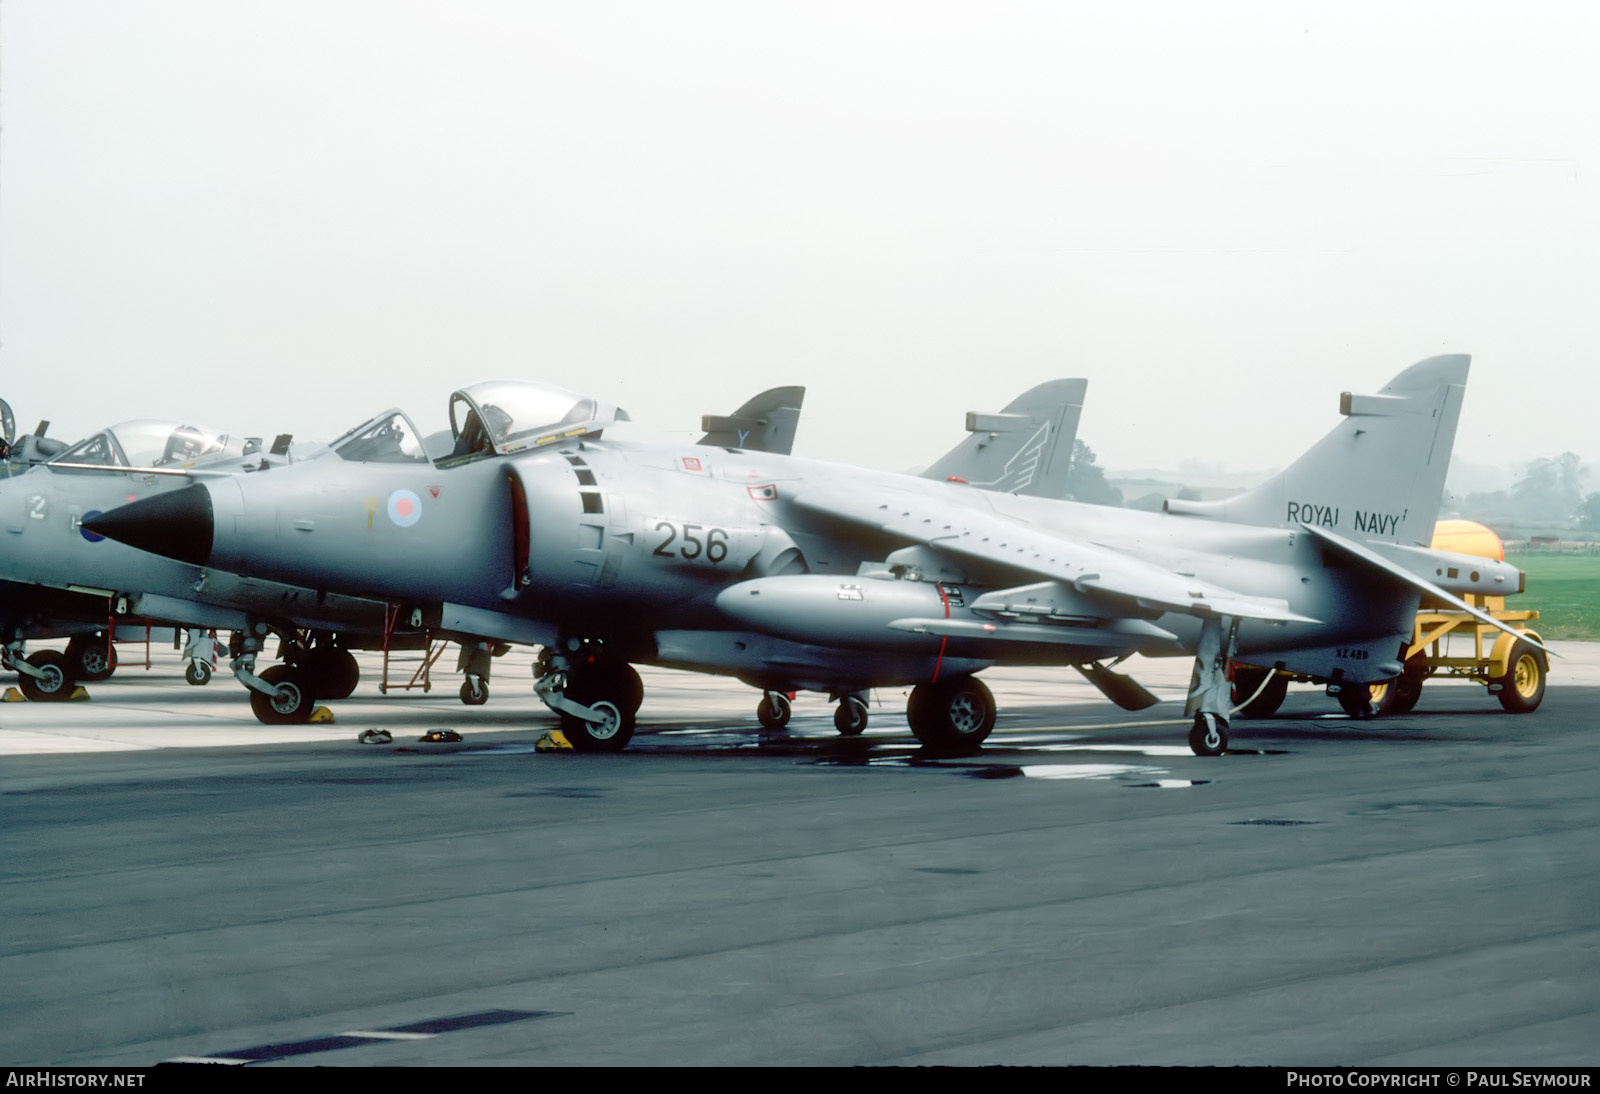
788,484,1318,624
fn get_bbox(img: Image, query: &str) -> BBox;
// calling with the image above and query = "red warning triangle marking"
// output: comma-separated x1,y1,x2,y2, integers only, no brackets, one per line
428,486,441,499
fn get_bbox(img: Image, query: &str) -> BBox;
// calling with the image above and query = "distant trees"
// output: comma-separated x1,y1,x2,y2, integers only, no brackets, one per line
1459,451,1599,532
1066,440,1123,506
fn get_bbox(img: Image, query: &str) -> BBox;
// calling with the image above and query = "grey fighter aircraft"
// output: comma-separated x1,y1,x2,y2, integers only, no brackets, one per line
0,417,409,706
88,356,1539,755
0,386,817,713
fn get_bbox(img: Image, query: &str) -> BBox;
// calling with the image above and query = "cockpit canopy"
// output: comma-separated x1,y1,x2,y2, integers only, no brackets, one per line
328,381,631,465
49,420,239,469
448,380,630,458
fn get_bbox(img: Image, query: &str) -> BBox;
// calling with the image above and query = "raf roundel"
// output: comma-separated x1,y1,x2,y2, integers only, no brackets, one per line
387,489,423,528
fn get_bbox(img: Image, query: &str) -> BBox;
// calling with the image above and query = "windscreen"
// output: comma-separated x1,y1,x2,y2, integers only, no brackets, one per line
334,411,430,463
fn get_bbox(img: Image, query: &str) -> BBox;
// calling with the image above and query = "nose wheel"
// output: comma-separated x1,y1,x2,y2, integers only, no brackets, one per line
541,658,643,752
16,650,73,702
249,665,319,725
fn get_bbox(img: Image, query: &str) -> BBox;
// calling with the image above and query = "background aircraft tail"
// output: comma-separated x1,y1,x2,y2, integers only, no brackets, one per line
699,386,805,455
921,378,1086,498
1165,355,1469,546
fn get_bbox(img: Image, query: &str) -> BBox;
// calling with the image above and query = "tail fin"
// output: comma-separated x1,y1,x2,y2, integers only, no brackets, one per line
921,378,1087,498
699,386,805,455
1166,355,1468,546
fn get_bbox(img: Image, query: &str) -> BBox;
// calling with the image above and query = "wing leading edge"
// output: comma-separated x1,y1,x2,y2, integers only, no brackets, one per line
787,485,1318,625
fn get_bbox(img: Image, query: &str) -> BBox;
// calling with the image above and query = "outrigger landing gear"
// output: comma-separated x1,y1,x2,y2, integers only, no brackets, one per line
182,629,217,686
833,692,870,736
1186,616,1238,756
457,640,493,706
757,690,792,730
533,640,643,752
906,675,996,749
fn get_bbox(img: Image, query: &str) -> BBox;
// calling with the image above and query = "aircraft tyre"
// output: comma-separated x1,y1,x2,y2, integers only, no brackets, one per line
757,692,791,730
907,676,995,748
1231,667,1287,717
185,661,213,686
1373,664,1425,716
67,635,117,682
305,647,360,700
834,695,869,736
250,664,318,725
1189,713,1228,756
460,677,489,705
1493,641,1546,713
559,662,641,751
18,650,73,702
1336,684,1381,719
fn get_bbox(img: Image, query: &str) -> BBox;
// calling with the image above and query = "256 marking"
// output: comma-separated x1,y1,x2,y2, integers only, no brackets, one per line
653,521,729,564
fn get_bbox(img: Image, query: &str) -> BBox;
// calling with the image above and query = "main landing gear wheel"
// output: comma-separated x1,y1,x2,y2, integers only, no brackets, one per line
833,695,869,736
757,691,792,730
560,662,643,752
460,676,489,705
1189,713,1228,756
66,635,117,683
906,676,996,749
1336,685,1381,719
249,664,318,725
1230,667,1287,718
18,650,72,702
1372,667,1424,716
305,647,360,701
185,661,213,686
1492,640,1546,713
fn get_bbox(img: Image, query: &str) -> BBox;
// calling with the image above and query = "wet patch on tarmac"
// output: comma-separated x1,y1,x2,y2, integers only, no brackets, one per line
1230,818,1322,826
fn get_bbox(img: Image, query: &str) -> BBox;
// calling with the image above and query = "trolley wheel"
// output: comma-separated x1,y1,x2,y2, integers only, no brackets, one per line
1493,640,1546,713
185,660,213,686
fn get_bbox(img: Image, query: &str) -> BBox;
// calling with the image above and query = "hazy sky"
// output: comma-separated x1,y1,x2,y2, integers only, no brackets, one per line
3,1,1597,485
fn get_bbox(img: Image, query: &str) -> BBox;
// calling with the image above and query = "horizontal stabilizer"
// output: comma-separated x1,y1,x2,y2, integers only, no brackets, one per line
1072,661,1162,711
1299,523,1554,655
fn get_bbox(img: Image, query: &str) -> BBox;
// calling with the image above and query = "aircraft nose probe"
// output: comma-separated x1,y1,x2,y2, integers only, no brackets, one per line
81,484,215,566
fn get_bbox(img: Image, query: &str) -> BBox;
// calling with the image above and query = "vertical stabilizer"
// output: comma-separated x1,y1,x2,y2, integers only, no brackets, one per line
699,386,805,455
921,378,1087,498
1164,355,1469,546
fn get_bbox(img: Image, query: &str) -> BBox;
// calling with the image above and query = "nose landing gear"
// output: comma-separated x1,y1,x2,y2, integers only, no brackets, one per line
534,641,644,752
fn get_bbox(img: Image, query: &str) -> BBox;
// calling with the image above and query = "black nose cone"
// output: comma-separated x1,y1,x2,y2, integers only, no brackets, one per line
82,484,214,566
